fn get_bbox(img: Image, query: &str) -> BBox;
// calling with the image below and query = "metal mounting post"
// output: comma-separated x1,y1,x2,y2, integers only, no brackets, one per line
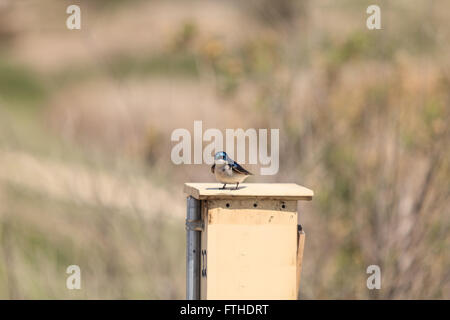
186,196,202,299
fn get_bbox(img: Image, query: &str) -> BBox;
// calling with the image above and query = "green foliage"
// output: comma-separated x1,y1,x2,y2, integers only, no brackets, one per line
109,53,199,78
0,61,46,107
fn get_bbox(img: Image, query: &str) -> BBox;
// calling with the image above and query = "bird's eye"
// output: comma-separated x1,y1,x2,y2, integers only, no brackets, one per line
215,152,226,160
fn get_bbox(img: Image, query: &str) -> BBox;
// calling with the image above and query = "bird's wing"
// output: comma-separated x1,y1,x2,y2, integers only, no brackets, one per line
231,161,252,175
211,164,215,173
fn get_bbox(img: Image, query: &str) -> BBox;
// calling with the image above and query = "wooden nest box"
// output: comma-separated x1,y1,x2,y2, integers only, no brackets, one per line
184,183,314,300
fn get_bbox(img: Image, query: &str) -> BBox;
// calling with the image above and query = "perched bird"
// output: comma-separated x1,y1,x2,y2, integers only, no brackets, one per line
211,151,253,190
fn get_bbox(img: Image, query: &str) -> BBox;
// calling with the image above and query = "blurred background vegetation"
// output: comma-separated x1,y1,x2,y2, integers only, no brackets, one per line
0,0,448,299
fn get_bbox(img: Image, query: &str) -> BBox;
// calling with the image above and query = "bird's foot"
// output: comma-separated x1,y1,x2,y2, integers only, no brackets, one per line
235,183,239,190
220,184,227,190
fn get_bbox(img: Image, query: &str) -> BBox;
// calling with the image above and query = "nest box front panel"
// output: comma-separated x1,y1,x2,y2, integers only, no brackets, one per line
201,199,298,300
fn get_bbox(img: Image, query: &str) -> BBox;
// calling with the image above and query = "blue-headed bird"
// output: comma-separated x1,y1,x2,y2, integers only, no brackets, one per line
211,151,253,190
